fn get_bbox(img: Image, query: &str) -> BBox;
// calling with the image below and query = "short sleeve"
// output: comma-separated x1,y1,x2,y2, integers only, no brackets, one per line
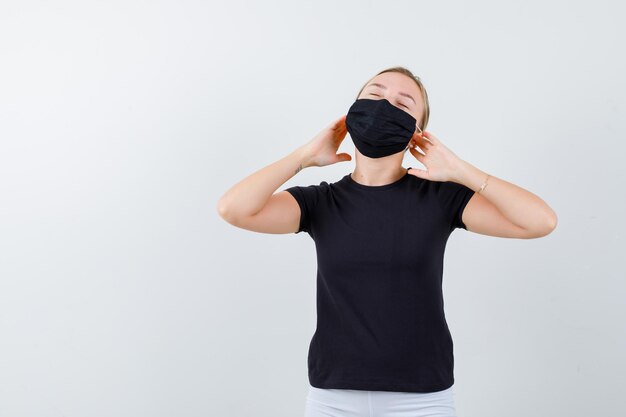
435,181,476,231
284,182,328,234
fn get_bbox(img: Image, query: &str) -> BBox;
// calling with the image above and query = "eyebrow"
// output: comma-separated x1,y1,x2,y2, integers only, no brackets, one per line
366,82,416,105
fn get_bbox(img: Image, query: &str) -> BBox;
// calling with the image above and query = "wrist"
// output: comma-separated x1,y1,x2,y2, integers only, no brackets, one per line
455,159,488,192
451,158,470,184
293,146,312,170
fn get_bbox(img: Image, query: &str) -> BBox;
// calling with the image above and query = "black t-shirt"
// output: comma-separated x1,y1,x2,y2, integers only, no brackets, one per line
284,169,475,393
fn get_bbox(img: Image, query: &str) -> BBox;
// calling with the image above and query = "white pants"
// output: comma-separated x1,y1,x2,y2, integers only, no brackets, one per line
304,384,458,417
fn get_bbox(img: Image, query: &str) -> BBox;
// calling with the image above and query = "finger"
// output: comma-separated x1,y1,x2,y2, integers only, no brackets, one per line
412,128,431,141
409,132,424,148
415,136,434,148
409,145,426,155
413,130,434,145
336,152,352,162
421,130,437,144
333,114,347,130
407,166,429,179
409,146,426,159
411,135,431,151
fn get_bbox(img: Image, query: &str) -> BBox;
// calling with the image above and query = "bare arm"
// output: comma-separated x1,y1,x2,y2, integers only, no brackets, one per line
216,147,309,222
455,160,558,238
216,115,350,233
407,130,557,239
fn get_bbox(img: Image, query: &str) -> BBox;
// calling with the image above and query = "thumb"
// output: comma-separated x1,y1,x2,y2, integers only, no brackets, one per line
336,153,352,162
407,167,429,179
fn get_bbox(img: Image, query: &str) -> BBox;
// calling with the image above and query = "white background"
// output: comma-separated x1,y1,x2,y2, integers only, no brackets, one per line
1,1,624,416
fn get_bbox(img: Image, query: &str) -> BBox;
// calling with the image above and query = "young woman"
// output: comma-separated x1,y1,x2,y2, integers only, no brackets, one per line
217,66,557,417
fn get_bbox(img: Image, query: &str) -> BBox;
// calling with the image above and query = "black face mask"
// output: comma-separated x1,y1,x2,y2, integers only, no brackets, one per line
345,98,417,158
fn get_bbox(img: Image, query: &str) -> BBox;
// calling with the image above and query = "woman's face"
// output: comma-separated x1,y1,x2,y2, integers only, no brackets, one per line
357,71,425,131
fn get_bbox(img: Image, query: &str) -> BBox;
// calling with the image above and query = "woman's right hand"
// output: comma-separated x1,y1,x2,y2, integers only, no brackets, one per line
299,115,352,168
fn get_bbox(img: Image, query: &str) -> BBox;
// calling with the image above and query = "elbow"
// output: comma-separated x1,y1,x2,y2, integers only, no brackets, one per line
535,212,558,238
547,212,558,232
216,198,227,218
216,196,257,228
521,211,557,239
545,207,558,234
216,198,236,224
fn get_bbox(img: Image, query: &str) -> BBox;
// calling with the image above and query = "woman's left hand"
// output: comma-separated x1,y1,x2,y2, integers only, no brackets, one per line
407,130,464,183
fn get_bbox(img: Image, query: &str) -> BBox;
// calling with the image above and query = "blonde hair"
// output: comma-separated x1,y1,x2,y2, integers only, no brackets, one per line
355,66,430,131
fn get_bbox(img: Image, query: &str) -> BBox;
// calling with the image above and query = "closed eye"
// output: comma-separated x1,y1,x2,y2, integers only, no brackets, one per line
368,93,409,109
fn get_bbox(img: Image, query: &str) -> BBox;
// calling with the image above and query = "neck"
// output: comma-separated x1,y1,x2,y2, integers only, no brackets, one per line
351,151,407,186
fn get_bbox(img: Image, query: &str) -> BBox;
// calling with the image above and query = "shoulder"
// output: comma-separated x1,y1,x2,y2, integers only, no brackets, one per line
282,179,337,235
419,176,473,195
285,180,332,195
286,175,344,195
283,178,337,207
